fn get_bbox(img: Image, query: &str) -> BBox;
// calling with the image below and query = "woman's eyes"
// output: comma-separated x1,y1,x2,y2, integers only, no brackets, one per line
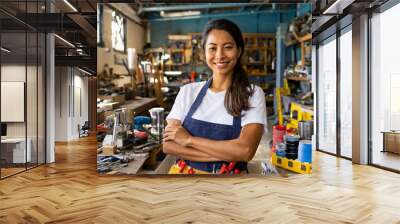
208,46,233,51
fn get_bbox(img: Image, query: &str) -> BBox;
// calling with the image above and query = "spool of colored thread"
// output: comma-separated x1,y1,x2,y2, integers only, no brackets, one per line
285,135,300,160
276,143,286,157
298,140,312,163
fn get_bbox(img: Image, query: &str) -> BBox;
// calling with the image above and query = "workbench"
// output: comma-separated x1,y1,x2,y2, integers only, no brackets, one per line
97,96,157,124
115,154,149,174
98,142,165,174
120,97,158,115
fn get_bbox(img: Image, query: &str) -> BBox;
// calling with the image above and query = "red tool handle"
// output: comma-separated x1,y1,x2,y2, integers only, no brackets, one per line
178,160,186,173
219,164,228,174
188,168,195,174
227,162,236,173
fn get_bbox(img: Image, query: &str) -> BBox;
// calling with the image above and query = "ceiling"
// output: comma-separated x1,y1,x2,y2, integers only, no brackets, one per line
128,2,308,21
0,0,97,74
311,0,389,39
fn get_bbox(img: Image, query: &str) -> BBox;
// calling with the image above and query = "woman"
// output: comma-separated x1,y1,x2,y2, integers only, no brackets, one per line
163,19,267,174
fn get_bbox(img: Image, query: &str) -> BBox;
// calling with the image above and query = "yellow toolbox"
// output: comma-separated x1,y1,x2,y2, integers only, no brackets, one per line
271,153,312,174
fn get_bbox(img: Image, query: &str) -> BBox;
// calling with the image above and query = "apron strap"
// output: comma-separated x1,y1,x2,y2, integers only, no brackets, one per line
184,79,242,133
185,79,212,120
232,116,242,137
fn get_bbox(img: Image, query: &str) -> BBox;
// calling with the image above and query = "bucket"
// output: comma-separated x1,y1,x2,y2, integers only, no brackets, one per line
298,140,312,163
272,125,286,147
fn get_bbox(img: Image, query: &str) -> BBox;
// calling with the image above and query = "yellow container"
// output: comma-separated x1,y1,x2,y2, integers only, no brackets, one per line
271,153,312,174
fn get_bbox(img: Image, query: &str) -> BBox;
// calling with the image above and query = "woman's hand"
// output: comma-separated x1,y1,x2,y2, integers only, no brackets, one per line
163,124,192,147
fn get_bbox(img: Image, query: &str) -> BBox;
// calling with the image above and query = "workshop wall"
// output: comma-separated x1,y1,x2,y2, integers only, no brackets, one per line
297,4,312,16
97,4,146,76
150,12,297,48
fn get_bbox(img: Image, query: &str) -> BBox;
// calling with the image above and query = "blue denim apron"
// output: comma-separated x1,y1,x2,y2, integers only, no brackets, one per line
181,79,247,173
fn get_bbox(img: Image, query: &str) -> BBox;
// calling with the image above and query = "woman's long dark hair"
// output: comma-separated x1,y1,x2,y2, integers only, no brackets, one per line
201,19,254,117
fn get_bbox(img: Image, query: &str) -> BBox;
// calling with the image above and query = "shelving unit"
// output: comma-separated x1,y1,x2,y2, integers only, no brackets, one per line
241,33,276,116
286,76,310,82
285,33,311,66
148,33,277,115
298,34,312,66
243,33,276,77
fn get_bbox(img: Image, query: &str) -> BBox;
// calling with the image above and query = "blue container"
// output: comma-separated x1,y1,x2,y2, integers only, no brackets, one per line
298,140,312,163
276,150,286,157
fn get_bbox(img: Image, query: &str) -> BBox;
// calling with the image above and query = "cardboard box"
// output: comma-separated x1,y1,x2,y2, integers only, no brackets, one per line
385,132,400,154
102,145,116,155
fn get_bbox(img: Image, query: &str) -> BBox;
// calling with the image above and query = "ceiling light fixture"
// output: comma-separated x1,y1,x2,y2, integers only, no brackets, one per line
160,10,201,18
78,67,93,76
54,34,75,48
1,47,11,53
63,0,78,12
322,0,354,15
322,0,341,14
164,71,182,76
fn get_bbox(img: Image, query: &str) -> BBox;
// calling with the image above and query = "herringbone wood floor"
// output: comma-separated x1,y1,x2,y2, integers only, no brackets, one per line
1,136,400,223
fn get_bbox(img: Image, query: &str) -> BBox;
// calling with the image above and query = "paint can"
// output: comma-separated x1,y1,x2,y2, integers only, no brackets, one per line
298,140,312,163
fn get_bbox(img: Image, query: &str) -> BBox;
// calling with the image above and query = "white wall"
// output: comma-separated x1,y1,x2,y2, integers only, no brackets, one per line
97,3,146,77
55,67,68,141
1,65,33,137
54,67,89,141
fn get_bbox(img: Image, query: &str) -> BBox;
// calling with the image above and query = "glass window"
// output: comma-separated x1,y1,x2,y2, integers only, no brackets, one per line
317,35,337,154
0,0,46,179
111,11,125,52
371,3,400,171
1,31,28,177
97,4,104,47
339,27,352,158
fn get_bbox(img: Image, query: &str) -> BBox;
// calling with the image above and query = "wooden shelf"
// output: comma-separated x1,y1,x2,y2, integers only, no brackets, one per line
286,76,310,81
297,33,312,43
245,62,266,65
265,95,275,102
169,49,185,52
286,33,312,47
245,46,268,50
248,72,268,76
165,63,187,66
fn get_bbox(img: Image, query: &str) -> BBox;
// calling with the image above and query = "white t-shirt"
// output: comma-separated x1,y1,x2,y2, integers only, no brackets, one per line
166,81,268,133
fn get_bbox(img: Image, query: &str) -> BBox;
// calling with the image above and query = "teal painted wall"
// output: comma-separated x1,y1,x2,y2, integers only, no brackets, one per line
149,11,297,48
297,3,312,16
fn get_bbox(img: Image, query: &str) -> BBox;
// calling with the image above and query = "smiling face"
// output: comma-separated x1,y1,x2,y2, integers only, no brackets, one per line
204,29,241,78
